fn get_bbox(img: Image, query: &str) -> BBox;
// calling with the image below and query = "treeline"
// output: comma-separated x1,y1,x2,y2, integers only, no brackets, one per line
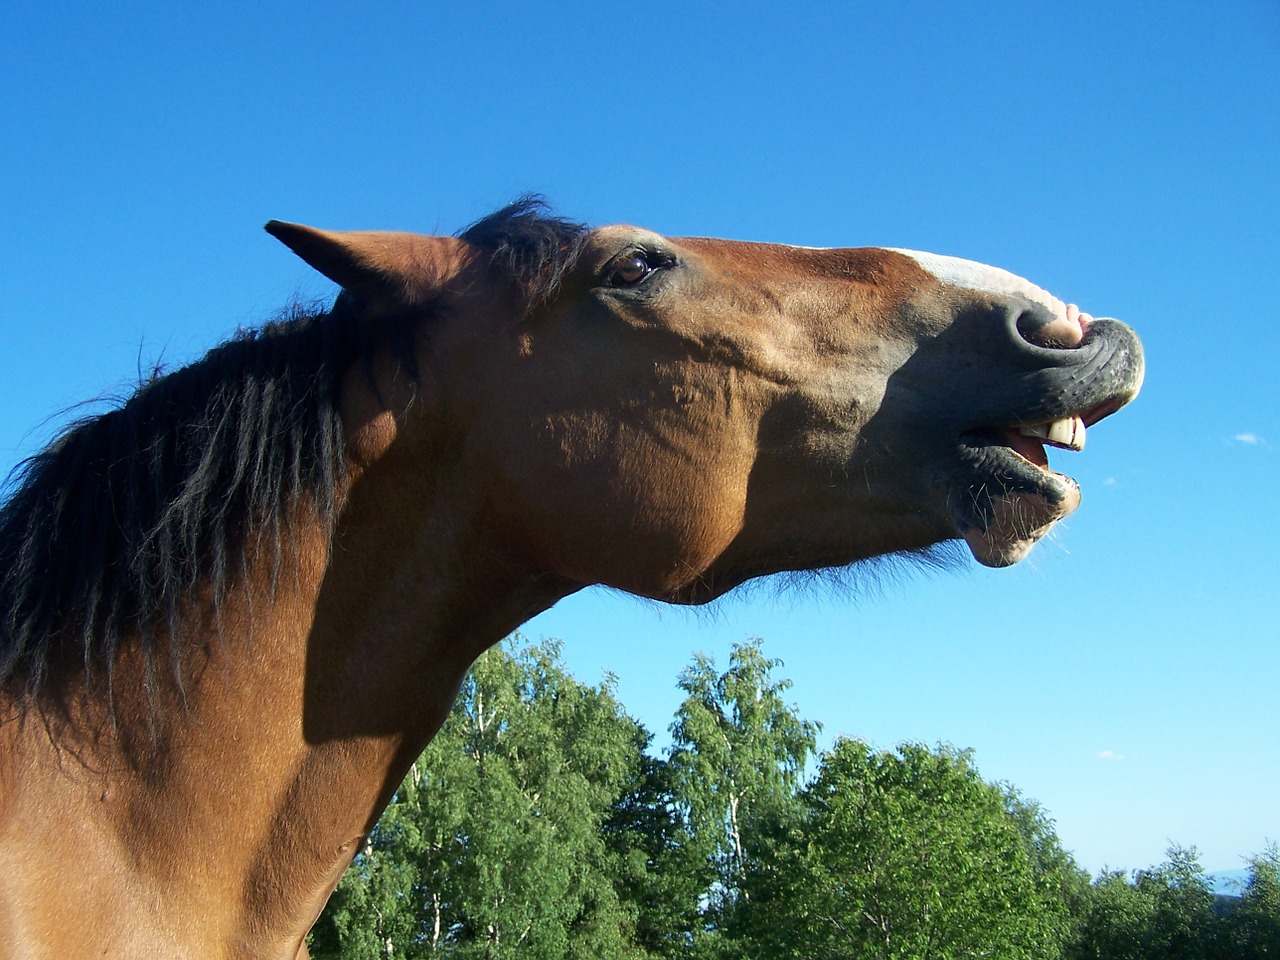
309,638,1279,959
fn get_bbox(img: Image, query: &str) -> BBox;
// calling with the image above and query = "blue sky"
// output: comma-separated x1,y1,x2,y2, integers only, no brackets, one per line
2,2,1275,875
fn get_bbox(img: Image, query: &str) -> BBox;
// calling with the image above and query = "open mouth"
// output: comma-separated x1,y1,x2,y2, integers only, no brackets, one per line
952,423,1086,568
950,332,1143,568
1000,395,1128,468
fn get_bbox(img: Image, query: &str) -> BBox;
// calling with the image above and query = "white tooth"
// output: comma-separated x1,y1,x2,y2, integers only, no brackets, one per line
1017,417,1087,451
1044,416,1086,451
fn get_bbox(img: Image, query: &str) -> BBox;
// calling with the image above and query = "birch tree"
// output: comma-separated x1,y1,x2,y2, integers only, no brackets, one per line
667,638,819,952
311,638,647,959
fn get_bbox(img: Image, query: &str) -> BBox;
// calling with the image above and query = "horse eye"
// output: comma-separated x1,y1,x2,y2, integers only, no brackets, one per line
608,252,653,286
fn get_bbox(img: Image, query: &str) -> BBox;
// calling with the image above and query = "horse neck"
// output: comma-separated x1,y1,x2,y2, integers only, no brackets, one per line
1,449,574,955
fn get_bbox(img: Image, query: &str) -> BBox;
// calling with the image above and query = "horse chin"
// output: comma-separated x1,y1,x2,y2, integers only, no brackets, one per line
957,482,1081,567
946,442,1083,568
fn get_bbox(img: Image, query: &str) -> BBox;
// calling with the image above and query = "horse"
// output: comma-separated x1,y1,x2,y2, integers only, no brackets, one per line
0,199,1143,958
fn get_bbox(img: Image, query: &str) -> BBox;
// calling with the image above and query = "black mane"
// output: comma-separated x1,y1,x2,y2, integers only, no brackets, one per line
459,196,589,311
0,199,590,698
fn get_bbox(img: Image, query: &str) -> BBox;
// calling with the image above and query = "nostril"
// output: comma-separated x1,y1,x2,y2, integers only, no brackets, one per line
1016,304,1087,349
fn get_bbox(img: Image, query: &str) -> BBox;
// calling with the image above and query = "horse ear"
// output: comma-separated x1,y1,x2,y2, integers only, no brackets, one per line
264,221,468,305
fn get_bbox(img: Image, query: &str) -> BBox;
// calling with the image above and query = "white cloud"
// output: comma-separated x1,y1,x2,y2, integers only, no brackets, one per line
1232,432,1266,445
1097,749,1127,761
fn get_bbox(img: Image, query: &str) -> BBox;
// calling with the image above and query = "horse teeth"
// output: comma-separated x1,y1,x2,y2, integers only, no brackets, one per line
1018,416,1086,451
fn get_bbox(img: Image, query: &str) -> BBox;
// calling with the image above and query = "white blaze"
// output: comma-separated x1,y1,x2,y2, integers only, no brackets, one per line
890,249,1069,321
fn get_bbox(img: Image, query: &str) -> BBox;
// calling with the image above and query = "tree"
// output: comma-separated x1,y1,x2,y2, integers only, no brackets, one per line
600,744,709,958
1226,843,1280,959
749,738,1070,960
1066,869,1157,960
310,638,649,959
1002,789,1093,948
1135,845,1217,959
667,638,820,952
1067,845,1227,960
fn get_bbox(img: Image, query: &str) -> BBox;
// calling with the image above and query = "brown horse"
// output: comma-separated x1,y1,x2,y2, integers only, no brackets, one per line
0,200,1143,958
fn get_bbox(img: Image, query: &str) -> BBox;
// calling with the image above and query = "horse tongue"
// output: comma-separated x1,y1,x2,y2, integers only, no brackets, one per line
1004,429,1049,467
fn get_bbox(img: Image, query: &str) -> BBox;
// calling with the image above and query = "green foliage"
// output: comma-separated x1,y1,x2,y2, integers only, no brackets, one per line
668,639,819,880
1067,869,1157,960
1002,790,1093,946
741,738,1070,960
1067,843,1280,960
311,638,647,959
600,748,709,958
1229,843,1280,958
1135,844,1217,958
309,634,1277,960
667,638,820,951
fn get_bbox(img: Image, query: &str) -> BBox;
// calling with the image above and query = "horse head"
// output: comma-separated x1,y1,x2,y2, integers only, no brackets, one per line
268,206,1143,602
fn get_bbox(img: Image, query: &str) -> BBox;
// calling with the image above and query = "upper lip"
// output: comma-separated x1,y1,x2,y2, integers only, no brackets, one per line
1005,396,1130,456
968,316,1144,457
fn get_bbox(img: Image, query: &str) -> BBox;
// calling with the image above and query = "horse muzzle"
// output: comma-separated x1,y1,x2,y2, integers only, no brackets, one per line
945,313,1145,566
